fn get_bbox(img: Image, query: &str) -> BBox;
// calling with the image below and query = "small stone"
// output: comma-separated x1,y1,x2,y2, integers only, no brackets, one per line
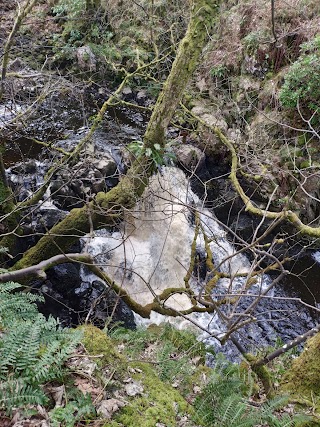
125,380,144,396
193,385,201,394
97,398,126,419
93,158,117,177
122,86,133,100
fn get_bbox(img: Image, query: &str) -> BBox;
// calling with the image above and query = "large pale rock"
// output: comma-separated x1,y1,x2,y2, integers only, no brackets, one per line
76,46,96,71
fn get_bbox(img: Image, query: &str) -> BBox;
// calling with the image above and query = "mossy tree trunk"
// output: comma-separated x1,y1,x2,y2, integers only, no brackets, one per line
143,0,218,149
12,0,219,271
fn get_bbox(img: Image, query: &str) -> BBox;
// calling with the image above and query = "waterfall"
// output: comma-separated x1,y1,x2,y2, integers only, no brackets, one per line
81,166,261,340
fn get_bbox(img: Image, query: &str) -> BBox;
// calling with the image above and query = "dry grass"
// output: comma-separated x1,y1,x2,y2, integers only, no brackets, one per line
202,0,320,76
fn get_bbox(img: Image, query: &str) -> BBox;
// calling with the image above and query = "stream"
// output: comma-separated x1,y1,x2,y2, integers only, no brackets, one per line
2,86,320,360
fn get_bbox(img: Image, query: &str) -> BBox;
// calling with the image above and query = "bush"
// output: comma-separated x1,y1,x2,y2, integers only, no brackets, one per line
279,35,320,120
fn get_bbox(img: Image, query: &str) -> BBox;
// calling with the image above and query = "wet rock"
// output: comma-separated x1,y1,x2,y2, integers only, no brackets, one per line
10,159,37,174
230,214,255,241
36,281,74,327
50,155,118,210
136,90,147,105
121,86,133,101
75,279,136,329
175,144,205,172
93,158,117,177
92,179,106,193
74,281,92,298
46,263,81,295
30,208,68,233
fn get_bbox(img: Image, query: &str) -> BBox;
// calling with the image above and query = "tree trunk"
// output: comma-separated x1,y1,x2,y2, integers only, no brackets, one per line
0,0,38,100
12,0,219,271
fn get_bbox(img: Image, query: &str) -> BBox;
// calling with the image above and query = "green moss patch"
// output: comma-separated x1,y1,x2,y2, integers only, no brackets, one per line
116,361,191,427
281,332,320,405
80,325,126,372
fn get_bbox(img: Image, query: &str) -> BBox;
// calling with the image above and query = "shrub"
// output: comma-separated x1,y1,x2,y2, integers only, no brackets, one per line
279,35,320,120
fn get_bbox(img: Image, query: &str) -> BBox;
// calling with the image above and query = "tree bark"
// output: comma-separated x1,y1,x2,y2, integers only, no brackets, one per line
12,0,219,271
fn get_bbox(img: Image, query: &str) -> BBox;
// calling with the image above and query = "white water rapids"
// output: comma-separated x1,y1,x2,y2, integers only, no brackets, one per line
80,167,269,340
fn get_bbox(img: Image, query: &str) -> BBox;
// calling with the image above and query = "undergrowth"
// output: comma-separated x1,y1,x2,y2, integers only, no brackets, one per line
0,281,83,416
193,355,309,427
280,35,320,124
0,282,313,426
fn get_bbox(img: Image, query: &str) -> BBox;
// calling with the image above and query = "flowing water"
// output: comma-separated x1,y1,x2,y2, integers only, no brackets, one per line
79,166,317,357
3,96,320,358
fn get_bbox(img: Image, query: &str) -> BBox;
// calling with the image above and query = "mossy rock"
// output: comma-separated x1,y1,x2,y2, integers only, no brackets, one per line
281,332,320,407
116,361,191,427
80,324,126,373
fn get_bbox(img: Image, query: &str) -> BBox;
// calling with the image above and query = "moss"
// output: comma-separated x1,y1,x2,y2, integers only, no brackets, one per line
80,325,126,374
159,323,206,362
281,332,320,404
245,353,274,398
116,361,190,427
102,422,123,427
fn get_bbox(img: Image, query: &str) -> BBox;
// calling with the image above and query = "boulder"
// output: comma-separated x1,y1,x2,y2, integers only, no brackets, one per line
76,45,96,72
46,262,81,295
75,279,136,329
93,158,117,177
174,144,205,172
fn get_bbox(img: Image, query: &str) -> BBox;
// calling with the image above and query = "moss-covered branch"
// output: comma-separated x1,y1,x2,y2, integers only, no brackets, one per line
0,253,93,284
11,0,218,271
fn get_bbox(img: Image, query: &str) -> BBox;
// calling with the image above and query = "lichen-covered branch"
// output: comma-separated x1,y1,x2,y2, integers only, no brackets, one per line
11,0,218,270
253,323,320,367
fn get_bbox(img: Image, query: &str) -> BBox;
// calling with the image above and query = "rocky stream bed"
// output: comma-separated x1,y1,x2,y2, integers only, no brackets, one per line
1,70,320,361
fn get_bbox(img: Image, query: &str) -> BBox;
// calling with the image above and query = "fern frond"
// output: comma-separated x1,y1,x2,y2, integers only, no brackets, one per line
0,281,21,292
0,379,48,414
0,283,44,326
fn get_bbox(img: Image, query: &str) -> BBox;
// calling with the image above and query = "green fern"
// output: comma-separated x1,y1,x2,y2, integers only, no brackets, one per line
194,356,309,427
49,393,95,427
0,281,43,326
0,281,82,414
0,379,48,411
